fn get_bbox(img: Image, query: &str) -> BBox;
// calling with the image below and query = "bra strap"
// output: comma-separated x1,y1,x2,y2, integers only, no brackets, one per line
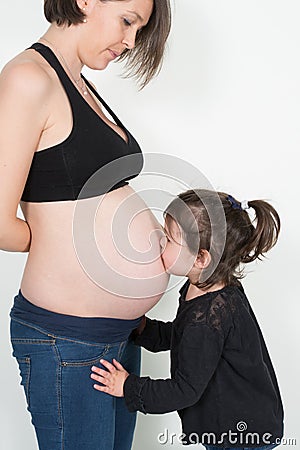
29,43,78,95
82,75,125,128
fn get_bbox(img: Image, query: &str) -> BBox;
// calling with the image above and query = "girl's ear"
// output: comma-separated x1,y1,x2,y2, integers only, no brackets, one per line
195,250,211,269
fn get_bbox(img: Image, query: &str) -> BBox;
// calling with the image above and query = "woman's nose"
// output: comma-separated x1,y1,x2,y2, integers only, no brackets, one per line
122,29,137,50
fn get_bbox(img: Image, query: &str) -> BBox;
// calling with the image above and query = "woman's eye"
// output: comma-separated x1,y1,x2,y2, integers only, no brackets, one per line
123,18,132,26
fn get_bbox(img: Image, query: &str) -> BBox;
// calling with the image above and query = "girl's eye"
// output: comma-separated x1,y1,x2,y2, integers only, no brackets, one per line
123,18,132,26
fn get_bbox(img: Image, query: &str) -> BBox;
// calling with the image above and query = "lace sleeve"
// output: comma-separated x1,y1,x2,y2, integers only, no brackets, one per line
190,292,234,335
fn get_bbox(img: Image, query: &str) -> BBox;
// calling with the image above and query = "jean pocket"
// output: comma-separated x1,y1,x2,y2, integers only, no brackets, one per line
15,356,31,407
59,344,112,367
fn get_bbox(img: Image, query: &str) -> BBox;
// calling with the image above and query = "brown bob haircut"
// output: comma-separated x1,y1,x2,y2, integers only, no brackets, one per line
44,0,172,88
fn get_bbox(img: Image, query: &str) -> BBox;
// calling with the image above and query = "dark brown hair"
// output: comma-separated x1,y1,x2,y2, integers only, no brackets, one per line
44,0,85,26
44,0,171,88
164,189,281,289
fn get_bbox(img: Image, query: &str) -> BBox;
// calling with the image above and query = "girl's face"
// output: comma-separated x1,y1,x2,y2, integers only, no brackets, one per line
78,0,153,70
160,219,197,277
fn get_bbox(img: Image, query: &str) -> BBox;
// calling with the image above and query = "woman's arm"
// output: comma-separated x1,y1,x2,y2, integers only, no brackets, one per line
91,323,224,413
132,317,173,352
0,60,50,252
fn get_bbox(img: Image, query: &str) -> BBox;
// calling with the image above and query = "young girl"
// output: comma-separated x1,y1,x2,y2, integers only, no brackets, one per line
90,189,284,449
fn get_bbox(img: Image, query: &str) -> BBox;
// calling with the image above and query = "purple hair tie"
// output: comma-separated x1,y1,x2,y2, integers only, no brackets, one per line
227,195,249,211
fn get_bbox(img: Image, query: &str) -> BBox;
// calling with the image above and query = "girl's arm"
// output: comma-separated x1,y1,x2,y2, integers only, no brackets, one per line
132,317,173,352
0,60,50,252
91,323,224,414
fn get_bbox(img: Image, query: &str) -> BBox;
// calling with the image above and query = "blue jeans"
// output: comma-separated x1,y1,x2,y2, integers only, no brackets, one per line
10,317,141,450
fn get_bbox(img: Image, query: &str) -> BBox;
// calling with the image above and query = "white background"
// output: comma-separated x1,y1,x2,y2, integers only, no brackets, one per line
0,0,299,449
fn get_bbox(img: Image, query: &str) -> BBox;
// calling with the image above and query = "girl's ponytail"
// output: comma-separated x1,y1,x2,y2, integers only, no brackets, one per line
240,200,281,263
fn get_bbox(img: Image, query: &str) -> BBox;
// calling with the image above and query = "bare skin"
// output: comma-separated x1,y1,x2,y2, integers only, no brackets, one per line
0,0,169,319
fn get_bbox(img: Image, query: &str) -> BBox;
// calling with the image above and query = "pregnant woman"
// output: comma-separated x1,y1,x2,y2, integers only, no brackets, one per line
0,1,171,449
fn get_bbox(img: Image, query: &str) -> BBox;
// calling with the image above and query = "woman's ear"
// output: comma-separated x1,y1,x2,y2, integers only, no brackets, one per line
77,0,88,11
194,250,211,269
77,0,96,16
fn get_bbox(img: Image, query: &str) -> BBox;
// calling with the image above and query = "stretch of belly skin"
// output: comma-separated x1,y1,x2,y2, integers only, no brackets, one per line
19,186,170,319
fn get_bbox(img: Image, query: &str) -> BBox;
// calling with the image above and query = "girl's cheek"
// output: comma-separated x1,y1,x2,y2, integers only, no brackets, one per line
161,248,174,272
173,249,195,276
161,250,180,275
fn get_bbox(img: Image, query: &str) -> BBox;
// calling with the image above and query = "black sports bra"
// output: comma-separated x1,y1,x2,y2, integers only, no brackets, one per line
21,43,143,202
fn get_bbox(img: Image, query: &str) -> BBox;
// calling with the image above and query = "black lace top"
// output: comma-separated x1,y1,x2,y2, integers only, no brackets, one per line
124,280,284,447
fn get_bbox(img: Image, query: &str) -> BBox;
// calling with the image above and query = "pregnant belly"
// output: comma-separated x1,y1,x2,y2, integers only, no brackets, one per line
20,186,169,318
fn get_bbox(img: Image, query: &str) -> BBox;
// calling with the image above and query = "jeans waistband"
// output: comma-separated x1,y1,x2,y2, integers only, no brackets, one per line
10,290,142,344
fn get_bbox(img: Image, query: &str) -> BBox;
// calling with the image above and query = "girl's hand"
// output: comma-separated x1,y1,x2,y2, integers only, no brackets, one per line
91,359,129,397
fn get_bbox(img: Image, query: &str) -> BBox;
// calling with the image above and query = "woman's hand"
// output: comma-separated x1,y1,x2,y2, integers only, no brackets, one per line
91,359,129,397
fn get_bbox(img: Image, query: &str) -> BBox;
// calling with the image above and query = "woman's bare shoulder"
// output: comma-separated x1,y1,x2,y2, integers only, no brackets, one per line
0,49,53,99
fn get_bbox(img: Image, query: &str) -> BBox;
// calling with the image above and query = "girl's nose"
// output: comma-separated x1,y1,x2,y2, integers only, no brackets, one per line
159,235,167,252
